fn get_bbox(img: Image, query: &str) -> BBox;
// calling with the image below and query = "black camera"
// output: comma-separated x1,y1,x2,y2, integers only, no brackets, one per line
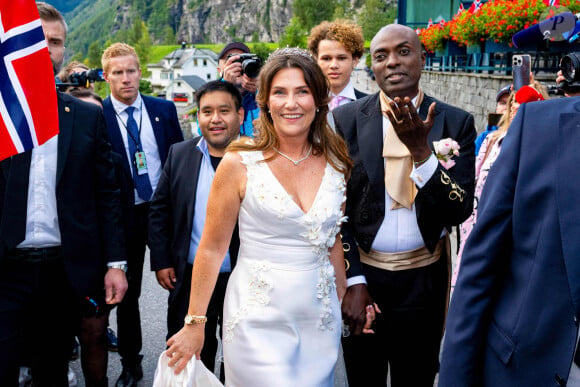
227,53,262,78
556,52,580,95
68,68,105,88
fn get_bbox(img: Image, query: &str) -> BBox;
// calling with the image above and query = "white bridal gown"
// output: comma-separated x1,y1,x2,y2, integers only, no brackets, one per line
222,151,346,387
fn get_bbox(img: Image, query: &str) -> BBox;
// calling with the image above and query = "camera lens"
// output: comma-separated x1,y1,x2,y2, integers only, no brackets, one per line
561,52,580,83
242,59,261,78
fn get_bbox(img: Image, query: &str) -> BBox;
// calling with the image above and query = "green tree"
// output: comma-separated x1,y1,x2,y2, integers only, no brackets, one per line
87,41,102,68
251,43,274,62
293,0,337,31
162,26,176,45
332,0,354,20
134,21,152,77
128,17,144,46
139,79,153,95
279,17,307,48
251,31,260,43
357,0,397,40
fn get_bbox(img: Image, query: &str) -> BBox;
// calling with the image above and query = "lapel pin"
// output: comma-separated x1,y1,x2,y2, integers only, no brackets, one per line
65,106,70,113
155,117,160,122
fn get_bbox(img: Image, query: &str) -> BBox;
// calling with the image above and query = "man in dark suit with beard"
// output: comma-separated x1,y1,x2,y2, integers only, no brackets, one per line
333,24,476,387
149,80,242,378
0,3,127,385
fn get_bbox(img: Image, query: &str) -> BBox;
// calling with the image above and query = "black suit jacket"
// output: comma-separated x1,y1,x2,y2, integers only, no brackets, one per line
102,94,184,209
148,137,239,303
333,92,476,278
0,92,125,298
354,88,367,100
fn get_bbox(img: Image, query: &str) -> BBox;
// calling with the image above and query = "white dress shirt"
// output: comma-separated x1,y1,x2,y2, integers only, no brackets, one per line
18,136,60,248
329,81,357,109
347,96,439,287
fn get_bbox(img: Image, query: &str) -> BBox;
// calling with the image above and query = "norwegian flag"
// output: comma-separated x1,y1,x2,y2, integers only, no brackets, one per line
468,0,482,14
427,18,433,28
457,3,465,15
0,0,59,162
543,0,560,6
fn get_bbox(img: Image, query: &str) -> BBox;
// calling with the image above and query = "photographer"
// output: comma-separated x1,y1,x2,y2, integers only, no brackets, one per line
58,61,90,89
555,52,580,97
57,60,105,92
217,42,260,136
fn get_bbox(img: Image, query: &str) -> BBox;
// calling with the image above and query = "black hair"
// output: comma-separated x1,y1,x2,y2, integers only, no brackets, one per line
195,80,242,111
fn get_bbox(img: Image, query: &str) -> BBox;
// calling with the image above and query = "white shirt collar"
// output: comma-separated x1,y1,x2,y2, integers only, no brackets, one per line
331,81,357,101
110,93,143,114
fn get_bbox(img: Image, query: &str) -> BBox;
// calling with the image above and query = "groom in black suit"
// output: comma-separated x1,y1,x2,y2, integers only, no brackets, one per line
0,3,127,385
149,80,243,376
333,24,476,386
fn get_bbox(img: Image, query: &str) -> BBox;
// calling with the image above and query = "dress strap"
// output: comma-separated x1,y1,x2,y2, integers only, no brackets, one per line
238,151,264,170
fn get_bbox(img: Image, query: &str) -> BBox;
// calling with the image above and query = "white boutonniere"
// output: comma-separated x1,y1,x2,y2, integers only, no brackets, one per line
433,138,460,169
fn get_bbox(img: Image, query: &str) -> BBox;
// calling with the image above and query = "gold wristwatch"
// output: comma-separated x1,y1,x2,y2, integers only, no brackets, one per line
184,314,207,325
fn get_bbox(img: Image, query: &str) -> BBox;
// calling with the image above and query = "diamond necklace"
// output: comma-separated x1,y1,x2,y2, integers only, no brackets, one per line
273,144,313,166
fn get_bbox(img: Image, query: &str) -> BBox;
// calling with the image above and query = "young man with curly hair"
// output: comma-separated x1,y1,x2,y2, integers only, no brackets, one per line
308,20,367,110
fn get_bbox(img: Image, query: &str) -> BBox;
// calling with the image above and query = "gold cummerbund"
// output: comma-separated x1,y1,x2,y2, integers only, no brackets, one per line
359,237,446,271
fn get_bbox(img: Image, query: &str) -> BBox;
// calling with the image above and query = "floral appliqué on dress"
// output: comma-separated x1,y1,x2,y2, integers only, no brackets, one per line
223,151,347,340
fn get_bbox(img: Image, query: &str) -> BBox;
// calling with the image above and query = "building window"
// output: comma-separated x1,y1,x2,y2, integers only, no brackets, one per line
203,59,207,66
194,59,198,66
177,82,181,87
207,74,211,80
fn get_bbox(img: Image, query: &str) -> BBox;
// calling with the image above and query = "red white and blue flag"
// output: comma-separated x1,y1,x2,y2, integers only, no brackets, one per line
543,0,560,6
0,0,59,161
457,3,465,15
469,0,482,14
427,18,433,28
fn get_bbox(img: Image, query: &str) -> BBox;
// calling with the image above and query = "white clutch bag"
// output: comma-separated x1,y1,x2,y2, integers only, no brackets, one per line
153,350,223,387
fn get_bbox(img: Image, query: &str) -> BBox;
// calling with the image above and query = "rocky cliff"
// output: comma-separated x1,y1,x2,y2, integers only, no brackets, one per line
175,0,293,43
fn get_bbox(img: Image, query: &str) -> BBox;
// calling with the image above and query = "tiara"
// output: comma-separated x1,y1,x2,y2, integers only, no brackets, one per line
267,47,315,62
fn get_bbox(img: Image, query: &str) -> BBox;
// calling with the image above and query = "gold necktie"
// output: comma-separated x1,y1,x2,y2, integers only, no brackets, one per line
379,90,423,210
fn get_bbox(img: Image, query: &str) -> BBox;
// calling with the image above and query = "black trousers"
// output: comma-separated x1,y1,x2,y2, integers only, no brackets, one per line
0,255,79,387
116,203,149,367
343,255,449,387
167,265,230,377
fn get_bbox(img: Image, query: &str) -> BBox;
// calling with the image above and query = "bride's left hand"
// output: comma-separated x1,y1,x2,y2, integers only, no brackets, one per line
166,324,205,374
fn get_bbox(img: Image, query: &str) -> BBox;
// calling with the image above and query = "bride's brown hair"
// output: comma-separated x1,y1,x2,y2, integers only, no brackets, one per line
227,48,353,177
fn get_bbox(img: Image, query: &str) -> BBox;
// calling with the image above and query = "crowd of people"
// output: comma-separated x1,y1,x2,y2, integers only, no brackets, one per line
1,2,580,387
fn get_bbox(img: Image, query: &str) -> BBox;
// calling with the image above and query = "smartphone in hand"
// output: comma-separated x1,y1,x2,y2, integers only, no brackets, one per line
513,54,531,91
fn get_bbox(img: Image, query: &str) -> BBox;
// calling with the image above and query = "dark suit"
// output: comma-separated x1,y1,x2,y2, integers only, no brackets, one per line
149,137,239,372
333,92,476,386
0,92,124,384
439,97,580,387
102,94,183,367
354,88,367,100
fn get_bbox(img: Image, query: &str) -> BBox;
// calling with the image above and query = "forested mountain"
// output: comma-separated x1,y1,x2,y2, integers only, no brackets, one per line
45,0,83,13
45,0,396,58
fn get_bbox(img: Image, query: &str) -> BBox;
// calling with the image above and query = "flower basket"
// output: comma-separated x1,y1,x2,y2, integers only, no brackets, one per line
435,40,466,57
484,40,511,53
447,0,580,47
419,24,449,53
467,42,485,54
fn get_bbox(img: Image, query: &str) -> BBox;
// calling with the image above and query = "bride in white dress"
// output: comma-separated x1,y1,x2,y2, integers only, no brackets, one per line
166,48,357,386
